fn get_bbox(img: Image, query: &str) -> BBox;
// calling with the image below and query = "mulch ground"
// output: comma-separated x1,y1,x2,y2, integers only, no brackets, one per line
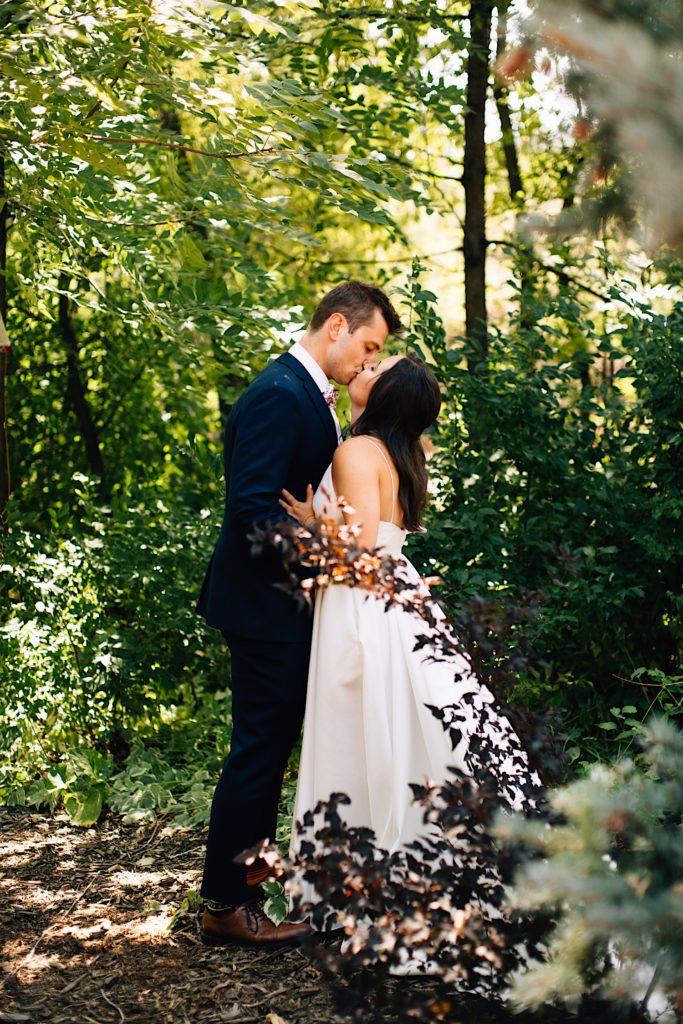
1,806,641,1024
1,806,344,1024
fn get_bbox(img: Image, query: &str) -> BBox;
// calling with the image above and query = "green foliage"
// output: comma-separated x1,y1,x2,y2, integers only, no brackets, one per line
568,669,683,766
168,888,203,933
261,878,289,925
406,271,683,720
3,491,215,718
108,747,214,828
2,0,680,842
18,747,113,827
497,717,683,1016
2,0,448,348
0,470,227,805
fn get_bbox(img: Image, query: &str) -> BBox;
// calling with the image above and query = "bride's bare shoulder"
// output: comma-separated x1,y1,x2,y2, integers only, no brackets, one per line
331,434,378,477
332,436,377,468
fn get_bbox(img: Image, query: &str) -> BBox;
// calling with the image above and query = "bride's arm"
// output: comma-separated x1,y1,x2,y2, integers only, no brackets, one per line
331,439,380,549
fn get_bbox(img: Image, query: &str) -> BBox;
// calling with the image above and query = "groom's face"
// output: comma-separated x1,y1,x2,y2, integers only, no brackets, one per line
327,308,388,385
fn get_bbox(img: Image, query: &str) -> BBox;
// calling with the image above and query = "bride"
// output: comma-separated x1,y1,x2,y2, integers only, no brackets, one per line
280,353,540,930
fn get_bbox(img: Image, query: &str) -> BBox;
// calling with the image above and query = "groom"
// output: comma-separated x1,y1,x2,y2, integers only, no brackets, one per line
197,281,402,947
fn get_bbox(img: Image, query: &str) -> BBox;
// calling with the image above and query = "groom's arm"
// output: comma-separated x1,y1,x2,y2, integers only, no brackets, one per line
227,383,302,538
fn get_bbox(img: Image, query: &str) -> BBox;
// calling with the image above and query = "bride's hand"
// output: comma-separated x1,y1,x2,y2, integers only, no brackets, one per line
280,484,316,528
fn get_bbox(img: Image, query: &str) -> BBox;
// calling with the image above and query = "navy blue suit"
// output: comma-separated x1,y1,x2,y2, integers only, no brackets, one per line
198,352,338,904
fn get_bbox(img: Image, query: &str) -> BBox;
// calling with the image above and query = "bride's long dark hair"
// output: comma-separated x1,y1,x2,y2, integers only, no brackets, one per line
350,354,441,531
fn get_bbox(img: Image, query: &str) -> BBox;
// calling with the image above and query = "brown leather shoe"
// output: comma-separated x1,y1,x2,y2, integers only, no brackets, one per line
199,900,311,949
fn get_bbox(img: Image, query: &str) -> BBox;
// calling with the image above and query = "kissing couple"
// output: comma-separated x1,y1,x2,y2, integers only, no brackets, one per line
196,281,537,950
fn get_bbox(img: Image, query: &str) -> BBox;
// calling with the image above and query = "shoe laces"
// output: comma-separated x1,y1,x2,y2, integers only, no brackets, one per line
244,898,269,934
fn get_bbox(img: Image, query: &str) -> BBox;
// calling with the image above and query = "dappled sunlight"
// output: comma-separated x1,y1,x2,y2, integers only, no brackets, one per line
109,868,167,888
0,949,62,981
0,806,343,1024
0,879,58,910
54,917,114,942
1,0,681,1020
0,818,108,866
120,911,175,941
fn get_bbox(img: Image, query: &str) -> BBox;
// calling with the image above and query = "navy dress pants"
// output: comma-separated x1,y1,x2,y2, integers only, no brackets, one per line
200,633,311,906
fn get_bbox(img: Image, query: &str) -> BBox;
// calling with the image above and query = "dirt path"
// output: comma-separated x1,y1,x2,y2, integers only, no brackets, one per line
0,806,342,1024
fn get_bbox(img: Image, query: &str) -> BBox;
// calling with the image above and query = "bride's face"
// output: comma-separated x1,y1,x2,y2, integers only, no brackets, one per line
348,354,403,410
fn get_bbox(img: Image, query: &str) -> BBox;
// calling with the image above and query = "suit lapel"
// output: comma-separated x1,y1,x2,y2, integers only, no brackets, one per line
277,352,337,449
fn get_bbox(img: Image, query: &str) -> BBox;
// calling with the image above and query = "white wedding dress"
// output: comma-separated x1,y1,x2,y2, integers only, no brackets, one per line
290,442,539,918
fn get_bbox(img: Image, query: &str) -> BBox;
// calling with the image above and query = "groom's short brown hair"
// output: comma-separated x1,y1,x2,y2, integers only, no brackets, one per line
309,281,403,336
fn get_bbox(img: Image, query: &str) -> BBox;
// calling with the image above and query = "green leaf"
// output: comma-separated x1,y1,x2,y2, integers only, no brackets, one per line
263,894,288,924
221,4,296,39
55,137,129,176
64,786,106,827
175,233,208,272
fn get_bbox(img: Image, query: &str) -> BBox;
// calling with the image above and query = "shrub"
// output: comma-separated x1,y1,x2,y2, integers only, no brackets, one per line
404,276,682,718
0,472,226,806
496,717,683,1020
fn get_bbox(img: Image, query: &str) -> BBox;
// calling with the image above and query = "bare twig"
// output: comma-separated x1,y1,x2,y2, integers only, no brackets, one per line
614,673,666,689
326,7,466,22
489,238,611,301
241,983,290,1008
385,154,463,183
100,987,125,1021
35,136,280,162
314,246,462,267
59,971,89,995
134,817,163,853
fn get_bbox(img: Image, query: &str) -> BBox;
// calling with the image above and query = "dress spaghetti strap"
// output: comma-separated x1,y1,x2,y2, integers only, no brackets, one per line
361,436,398,526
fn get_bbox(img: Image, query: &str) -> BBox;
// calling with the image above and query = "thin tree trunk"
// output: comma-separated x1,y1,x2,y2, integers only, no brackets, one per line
58,274,107,487
493,1,523,203
0,153,9,532
493,0,539,330
463,0,494,372
1,6,30,528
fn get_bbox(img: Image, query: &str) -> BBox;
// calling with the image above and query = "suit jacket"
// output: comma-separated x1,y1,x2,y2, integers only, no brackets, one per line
196,352,338,643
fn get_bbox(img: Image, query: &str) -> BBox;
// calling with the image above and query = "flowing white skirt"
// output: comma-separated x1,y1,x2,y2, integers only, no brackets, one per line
290,526,534,892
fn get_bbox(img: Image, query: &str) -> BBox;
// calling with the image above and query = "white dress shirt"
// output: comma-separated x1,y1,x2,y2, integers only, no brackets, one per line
288,342,343,444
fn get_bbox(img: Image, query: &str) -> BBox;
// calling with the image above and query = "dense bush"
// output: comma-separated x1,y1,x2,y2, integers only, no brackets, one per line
250,519,681,1023
406,276,683,720
0,471,227,810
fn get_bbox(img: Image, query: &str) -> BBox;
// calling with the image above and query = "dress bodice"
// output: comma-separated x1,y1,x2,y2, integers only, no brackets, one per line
313,464,408,558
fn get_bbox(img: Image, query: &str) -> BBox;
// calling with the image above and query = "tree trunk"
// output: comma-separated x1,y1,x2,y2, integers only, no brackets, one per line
0,153,9,532
58,274,107,488
492,0,538,330
463,0,494,372
493,1,523,203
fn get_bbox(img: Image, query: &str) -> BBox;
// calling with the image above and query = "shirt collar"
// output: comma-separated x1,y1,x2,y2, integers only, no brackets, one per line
288,342,329,394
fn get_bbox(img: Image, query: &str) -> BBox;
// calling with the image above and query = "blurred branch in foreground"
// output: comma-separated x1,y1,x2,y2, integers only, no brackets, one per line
501,0,683,252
